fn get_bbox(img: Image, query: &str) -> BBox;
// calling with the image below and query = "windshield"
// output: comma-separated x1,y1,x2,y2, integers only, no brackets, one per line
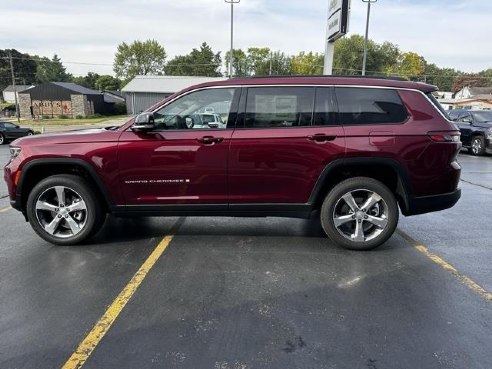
471,111,492,123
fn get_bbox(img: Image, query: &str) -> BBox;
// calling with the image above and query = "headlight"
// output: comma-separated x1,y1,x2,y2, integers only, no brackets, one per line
487,128,492,140
9,146,21,161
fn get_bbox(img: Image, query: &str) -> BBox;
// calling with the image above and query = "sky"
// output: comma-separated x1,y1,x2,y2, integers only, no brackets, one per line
0,0,490,77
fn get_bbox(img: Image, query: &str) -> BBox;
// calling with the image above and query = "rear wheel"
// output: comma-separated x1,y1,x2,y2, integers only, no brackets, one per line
0,133,5,145
320,177,399,250
26,175,103,245
469,136,485,156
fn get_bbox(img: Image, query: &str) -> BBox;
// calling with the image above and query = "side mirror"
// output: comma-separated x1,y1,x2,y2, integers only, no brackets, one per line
131,112,155,132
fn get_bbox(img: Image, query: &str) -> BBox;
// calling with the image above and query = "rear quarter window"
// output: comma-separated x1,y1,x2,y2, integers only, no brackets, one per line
335,87,408,125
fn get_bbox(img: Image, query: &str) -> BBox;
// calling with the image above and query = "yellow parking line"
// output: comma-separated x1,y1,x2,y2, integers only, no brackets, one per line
397,229,492,302
61,234,175,369
0,206,12,213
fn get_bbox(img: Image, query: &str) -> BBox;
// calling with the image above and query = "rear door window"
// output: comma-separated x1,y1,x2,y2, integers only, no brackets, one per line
243,87,314,128
314,87,338,126
335,87,408,125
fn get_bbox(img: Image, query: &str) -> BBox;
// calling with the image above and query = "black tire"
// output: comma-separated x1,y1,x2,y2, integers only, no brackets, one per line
469,136,486,156
26,174,103,245
0,133,5,145
27,130,34,136
320,177,399,250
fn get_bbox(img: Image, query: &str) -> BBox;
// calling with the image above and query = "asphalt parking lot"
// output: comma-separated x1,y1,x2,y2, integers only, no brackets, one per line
0,145,491,369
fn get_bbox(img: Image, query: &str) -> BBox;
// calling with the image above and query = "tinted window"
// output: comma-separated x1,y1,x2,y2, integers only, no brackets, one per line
244,87,314,128
314,87,338,126
153,88,236,130
336,87,408,125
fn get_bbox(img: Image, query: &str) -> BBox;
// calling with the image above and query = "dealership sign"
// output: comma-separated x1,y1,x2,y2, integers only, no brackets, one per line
327,0,349,42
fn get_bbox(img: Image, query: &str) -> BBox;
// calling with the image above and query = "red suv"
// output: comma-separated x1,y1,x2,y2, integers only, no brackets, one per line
4,77,461,250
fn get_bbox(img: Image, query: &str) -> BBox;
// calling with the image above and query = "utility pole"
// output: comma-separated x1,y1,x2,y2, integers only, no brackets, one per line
9,52,20,123
225,0,240,78
362,0,377,76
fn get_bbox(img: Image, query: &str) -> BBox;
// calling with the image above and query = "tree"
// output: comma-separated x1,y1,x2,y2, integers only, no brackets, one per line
386,52,426,80
269,51,291,76
95,75,121,91
452,73,490,93
0,49,38,91
424,64,460,91
225,49,249,77
165,42,221,77
247,47,271,76
71,72,100,89
290,52,324,75
333,35,399,76
113,39,166,82
36,54,71,83
225,48,291,77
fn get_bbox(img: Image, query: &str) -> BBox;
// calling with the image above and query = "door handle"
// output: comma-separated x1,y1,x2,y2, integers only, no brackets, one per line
307,134,337,142
197,136,224,145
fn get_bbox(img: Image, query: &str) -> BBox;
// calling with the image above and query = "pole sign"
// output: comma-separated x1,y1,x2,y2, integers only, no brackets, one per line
327,0,349,43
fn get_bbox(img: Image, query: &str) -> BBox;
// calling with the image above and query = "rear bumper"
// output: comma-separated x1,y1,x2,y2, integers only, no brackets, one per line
404,188,461,216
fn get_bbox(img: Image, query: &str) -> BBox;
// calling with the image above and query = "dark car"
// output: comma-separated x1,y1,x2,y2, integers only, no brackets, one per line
0,121,34,145
4,76,461,250
448,109,492,155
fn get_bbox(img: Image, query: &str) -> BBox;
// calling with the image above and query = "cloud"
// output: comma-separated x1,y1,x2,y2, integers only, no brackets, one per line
0,0,489,75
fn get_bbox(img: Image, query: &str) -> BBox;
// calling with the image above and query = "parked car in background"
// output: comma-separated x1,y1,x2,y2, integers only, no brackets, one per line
0,121,34,145
448,109,492,155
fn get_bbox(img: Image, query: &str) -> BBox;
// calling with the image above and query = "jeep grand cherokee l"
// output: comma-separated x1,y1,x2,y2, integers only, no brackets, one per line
4,76,462,250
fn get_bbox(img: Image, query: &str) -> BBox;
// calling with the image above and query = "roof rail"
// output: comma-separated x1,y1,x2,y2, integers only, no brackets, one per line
231,75,410,82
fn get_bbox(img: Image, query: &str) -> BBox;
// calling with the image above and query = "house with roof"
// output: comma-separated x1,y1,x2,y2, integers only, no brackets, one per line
454,86,492,100
454,86,492,110
18,82,123,119
2,85,34,104
121,75,226,114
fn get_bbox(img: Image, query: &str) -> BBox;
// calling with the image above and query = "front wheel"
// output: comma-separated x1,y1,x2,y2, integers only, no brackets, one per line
26,175,103,245
320,177,399,250
469,136,485,156
0,133,5,145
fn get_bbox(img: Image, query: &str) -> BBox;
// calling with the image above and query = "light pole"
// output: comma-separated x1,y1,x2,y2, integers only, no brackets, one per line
362,0,377,76
225,0,240,78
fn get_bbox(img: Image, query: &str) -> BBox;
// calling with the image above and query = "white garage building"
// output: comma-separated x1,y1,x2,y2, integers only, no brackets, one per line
121,75,226,114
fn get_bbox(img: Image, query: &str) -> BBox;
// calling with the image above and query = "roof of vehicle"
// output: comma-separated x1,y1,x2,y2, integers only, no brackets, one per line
189,75,438,93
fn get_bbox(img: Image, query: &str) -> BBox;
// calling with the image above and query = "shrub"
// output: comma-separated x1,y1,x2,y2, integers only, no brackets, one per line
58,114,70,119
42,115,52,119
75,115,84,119
113,102,127,115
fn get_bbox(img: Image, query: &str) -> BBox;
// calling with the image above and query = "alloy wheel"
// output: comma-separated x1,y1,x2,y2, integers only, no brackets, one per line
35,185,88,238
332,189,389,243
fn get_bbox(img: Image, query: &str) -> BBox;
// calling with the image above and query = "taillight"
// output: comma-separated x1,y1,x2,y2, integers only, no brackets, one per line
428,131,460,143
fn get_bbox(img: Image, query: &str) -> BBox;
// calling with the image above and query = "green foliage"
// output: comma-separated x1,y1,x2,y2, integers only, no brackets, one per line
58,114,70,119
113,102,127,115
75,115,84,119
290,52,324,75
386,52,426,80
36,54,72,83
424,64,461,91
71,72,100,89
165,42,222,77
0,49,37,91
113,39,167,81
333,35,399,76
95,75,121,91
225,48,292,77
